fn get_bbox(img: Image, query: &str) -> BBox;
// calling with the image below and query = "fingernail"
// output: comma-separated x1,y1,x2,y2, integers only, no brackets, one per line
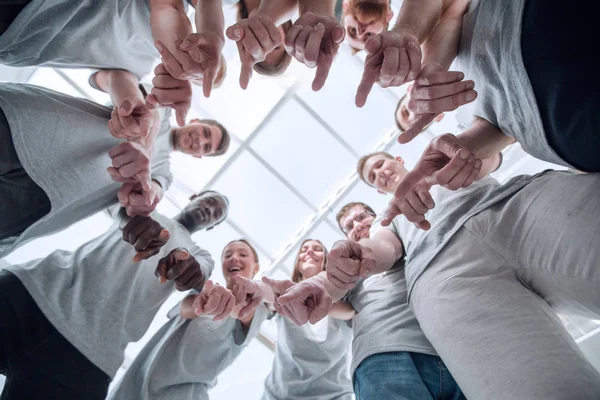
475,160,482,168
181,40,190,49
458,72,464,80
466,91,477,101
460,150,469,160
316,23,325,29
467,154,475,163
235,27,242,37
466,81,474,89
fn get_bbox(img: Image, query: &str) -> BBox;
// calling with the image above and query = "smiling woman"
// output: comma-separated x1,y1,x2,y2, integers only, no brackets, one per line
171,118,230,158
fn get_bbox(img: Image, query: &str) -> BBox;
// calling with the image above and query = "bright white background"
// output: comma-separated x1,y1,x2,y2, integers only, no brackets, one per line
2,0,600,397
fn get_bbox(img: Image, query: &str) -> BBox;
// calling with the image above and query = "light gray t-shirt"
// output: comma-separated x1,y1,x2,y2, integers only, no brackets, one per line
108,303,271,400
262,314,354,400
5,213,214,377
0,83,172,258
344,260,437,376
378,173,548,298
456,0,571,168
0,0,189,78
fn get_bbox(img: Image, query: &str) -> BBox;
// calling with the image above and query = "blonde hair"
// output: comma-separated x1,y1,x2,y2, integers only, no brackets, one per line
292,239,327,283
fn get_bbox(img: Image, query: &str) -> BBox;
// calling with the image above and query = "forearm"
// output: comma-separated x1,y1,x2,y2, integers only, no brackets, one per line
257,0,298,25
195,0,225,39
328,301,356,320
298,0,335,17
457,117,515,160
94,69,143,105
392,0,444,43
256,281,276,304
149,0,194,56
313,271,350,302
421,0,469,69
180,294,199,319
358,236,403,276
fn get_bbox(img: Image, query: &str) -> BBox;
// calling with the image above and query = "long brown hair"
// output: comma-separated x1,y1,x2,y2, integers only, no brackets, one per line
292,239,327,283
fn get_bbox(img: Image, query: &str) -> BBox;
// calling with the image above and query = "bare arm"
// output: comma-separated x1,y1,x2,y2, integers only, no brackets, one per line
194,0,225,39
392,0,446,43
457,117,515,160
328,301,356,320
257,0,299,25
180,293,199,319
421,0,470,69
92,69,143,106
358,229,404,276
149,0,194,56
297,0,335,16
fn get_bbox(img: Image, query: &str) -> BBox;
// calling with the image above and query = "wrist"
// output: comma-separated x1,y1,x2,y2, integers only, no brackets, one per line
299,2,334,17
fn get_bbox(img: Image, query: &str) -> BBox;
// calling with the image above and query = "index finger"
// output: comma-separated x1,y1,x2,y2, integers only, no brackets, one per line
355,57,380,107
405,41,422,82
393,169,429,200
155,41,184,78
202,67,216,98
313,53,333,92
239,50,254,90
137,113,153,138
398,114,433,144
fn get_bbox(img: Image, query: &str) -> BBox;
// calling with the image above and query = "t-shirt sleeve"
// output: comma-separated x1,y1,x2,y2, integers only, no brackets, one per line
189,244,215,289
370,212,401,238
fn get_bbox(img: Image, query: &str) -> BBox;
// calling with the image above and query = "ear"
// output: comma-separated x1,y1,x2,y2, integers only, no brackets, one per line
387,9,394,23
342,0,349,12
253,263,260,277
395,156,405,165
434,113,445,123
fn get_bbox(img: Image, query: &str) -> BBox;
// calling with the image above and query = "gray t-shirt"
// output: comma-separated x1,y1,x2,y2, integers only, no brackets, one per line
344,260,437,376
0,83,172,258
5,214,214,377
0,0,188,78
379,173,547,298
108,303,271,400
262,314,354,400
456,0,571,168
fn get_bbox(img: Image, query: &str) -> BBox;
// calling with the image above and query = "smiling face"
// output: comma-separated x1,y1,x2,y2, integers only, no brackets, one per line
339,205,375,241
292,239,326,282
221,240,260,289
177,192,229,233
174,122,224,158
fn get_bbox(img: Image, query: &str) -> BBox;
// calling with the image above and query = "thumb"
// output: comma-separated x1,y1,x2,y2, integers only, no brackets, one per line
226,24,244,41
331,24,345,44
433,134,469,159
119,99,134,116
261,276,290,295
365,35,382,55
175,104,189,127
329,241,352,259
174,248,190,261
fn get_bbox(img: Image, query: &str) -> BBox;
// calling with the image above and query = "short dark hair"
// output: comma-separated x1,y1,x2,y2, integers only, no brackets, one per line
335,202,376,234
356,151,394,187
196,190,229,227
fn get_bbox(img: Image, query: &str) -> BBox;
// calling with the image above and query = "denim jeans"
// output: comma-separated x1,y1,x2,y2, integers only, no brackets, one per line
353,352,465,400
0,270,110,400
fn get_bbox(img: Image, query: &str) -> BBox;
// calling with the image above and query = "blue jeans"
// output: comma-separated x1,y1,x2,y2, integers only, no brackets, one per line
353,352,465,400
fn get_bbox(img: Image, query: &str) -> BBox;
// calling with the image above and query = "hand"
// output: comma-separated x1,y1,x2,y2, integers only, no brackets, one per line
192,280,236,321
227,14,283,89
327,240,376,290
146,63,192,127
284,13,345,91
155,247,205,291
356,31,421,107
382,134,482,229
117,180,163,216
107,141,152,191
108,97,154,140
264,276,332,325
122,215,170,262
399,64,477,144
230,276,266,319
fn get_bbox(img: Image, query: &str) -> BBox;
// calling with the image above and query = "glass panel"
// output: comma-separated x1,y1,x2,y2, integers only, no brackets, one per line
252,98,357,207
297,50,398,153
169,139,241,192
210,151,314,255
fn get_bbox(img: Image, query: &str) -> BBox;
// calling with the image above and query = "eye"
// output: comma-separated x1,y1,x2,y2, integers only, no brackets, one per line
203,126,210,139
365,32,374,39
348,27,357,36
